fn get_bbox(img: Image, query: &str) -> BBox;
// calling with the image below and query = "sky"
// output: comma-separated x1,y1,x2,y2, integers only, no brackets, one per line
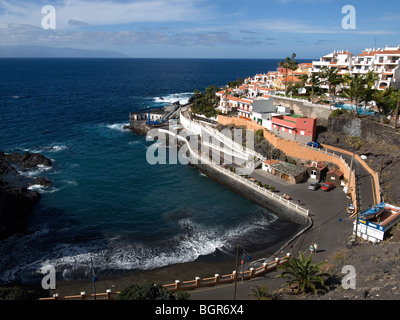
0,0,399,59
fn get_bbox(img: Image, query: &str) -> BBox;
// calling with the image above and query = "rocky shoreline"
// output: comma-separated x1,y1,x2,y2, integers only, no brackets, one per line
0,151,52,240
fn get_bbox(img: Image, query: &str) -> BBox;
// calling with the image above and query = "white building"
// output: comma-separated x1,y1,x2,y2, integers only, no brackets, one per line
365,46,400,90
217,94,240,114
312,45,400,90
311,50,354,89
237,98,253,119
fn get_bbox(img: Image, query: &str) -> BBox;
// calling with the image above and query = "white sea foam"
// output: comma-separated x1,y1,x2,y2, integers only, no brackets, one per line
0,213,278,283
17,144,68,154
153,92,192,105
35,216,275,279
48,145,68,152
106,123,130,132
27,184,59,194
20,164,52,178
61,179,78,186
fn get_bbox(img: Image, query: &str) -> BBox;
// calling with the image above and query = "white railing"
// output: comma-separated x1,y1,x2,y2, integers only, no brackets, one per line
180,111,265,162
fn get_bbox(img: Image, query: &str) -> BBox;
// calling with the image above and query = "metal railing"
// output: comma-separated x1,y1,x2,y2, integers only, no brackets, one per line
40,289,119,300
163,254,291,292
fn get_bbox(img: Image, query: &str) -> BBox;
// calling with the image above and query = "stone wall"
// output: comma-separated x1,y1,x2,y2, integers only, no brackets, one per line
327,116,400,148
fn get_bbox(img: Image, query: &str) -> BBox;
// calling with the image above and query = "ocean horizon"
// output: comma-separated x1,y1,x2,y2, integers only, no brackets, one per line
0,58,306,284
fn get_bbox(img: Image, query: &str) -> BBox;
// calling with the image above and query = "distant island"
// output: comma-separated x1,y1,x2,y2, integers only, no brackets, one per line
0,45,129,58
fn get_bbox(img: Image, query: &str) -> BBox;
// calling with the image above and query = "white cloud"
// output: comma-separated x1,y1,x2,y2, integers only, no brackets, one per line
0,0,211,29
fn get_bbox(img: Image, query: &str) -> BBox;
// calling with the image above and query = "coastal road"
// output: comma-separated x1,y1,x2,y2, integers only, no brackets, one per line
189,169,353,300
323,146,376,211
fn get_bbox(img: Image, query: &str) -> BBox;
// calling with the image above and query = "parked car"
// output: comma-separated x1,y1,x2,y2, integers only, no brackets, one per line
307,141,321,148
321,182,334,191
308,182,319,190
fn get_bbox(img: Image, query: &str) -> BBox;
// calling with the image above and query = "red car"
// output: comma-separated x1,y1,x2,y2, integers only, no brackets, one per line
321,182,334,191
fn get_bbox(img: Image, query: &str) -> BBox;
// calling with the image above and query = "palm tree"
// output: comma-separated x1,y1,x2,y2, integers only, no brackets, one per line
276,251,330,295
278,59,290,94
351,74,367,117
309,73,320,103
319,66,341,109
362,70,379,111
279,53,297,95
342,73,356,115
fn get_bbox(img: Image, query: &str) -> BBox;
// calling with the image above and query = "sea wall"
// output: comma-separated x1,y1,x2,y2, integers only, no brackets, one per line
193,162,310,226
159,124,311,226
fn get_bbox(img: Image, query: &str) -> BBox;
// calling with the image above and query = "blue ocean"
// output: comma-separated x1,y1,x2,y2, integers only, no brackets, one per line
0,58,302,284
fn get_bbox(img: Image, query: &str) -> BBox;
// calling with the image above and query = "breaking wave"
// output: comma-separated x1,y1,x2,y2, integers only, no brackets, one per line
106,123,130,132
153,92,192,105
0,213,278,283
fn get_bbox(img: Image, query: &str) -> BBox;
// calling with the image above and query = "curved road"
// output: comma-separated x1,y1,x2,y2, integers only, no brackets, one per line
188,144,378,301
323,146,377,211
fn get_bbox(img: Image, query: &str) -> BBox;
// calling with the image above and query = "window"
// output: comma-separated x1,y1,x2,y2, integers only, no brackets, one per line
300,131,305,135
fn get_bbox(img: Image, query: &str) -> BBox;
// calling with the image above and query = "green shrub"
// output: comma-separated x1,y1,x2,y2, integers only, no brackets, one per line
174,290,191,300
331,109,347,117
0,286,35,300
118,283,175,300
270,186,275,192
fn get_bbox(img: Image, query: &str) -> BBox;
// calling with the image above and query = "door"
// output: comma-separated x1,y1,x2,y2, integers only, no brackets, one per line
311,169,317,180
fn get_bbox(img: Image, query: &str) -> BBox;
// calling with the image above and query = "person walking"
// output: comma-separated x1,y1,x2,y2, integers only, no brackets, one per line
313,243,318,253
309,244,314,254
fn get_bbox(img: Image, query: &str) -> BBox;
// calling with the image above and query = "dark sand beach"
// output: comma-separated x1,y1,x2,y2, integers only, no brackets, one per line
41,227,302,298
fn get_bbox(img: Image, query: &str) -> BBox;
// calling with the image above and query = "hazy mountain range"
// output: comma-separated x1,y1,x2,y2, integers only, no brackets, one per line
0,45,129,58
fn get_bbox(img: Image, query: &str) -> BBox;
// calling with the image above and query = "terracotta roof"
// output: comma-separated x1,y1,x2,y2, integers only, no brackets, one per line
359,49,400,56
328,169,343,176
299,62,313,67
279,75,301,83
238,98,253,104
263,159,280,165
308,161,326,170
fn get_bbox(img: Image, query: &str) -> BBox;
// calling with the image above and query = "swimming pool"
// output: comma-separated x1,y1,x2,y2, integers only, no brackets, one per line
334,103,376,115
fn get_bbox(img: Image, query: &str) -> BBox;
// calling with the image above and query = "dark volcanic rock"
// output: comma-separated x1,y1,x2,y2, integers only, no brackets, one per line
0,151,52,240
4,152,52,170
